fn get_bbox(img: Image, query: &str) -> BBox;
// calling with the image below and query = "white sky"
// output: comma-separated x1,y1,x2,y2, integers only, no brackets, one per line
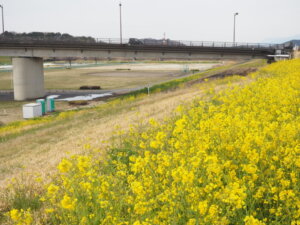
1,0,300,43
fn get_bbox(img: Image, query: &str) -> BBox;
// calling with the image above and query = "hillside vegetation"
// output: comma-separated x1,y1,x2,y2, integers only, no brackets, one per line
0,32,95,43
4,59,298,224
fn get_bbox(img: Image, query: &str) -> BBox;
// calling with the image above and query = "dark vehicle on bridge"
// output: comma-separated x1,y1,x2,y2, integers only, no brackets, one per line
128,38,144,45
128,38,185,47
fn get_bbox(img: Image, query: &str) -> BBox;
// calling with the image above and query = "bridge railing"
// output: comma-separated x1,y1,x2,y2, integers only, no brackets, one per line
94,38,284,49
94,38,287,50
0,36,285,50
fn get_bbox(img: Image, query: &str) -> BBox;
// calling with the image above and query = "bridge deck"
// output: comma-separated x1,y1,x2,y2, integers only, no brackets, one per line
0,40,277,56
0,38,292,60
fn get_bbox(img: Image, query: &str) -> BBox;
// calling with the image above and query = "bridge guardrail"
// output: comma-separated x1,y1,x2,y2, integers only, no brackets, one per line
94,38,284,50
0,36,286,50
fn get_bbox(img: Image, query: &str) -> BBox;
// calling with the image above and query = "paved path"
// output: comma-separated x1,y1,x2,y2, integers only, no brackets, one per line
0,87,143,101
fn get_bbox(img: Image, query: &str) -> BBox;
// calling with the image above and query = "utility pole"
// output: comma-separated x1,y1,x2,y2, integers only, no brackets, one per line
0,4,4,34
119,2,123,44
233,12,239,45
163,32,166,45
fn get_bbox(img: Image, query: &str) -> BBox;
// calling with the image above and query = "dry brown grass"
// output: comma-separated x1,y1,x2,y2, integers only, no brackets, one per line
44,69,179,90
0,73,254,189
0,62,218,90
0,69,177,90
0,87,200,187
0,102,26,124
0,101,82,124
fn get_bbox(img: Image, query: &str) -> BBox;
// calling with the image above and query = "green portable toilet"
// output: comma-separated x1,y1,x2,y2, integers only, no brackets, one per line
47,97,56,112
36,99,46,115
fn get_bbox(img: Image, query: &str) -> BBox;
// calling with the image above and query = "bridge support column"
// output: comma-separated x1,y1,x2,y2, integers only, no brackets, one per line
12,57,45,101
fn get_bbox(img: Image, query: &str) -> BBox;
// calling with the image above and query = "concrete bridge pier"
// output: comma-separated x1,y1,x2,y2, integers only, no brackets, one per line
12,57,45,101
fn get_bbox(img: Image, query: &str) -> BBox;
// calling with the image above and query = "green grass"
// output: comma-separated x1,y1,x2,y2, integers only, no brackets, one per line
0,177,44,224
11,189,42,211
0,101,27,110
0,57,11,65
124,59,266,97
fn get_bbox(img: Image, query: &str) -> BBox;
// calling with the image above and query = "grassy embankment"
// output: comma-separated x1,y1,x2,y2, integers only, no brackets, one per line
35,59,299,225
0,59,267,224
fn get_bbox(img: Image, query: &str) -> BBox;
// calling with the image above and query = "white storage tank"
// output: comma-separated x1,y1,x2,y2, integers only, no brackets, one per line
23,103,42,119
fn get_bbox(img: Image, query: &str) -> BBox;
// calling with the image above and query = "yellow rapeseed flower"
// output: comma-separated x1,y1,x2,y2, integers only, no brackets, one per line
60,195,76,210
57,159,72,173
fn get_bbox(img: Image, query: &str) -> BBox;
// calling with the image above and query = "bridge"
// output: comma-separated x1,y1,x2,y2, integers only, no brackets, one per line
0,37,290,100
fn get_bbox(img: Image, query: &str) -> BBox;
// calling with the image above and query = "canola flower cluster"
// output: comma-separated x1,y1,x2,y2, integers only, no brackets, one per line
8,208,33,225
9,59,300,224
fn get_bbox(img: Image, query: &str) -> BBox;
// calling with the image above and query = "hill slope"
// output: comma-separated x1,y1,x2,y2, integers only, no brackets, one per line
39,59,300,224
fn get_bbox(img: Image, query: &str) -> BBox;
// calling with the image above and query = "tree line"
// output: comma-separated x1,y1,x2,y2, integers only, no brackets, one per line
0,31,96,43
